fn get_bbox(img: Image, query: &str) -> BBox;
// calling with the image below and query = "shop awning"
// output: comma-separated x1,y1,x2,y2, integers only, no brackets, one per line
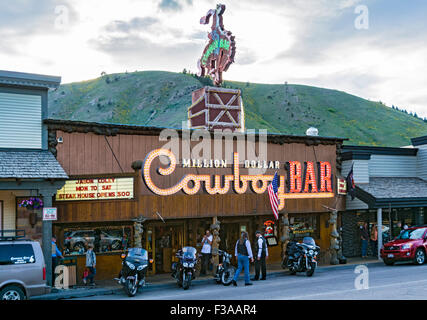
0,150,68,179
355,177,427,208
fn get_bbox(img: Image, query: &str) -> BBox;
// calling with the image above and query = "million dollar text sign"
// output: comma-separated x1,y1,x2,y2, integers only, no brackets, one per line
197,4,236,87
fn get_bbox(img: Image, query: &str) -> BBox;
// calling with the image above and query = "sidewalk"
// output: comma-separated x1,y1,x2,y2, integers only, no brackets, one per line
31,257,381,300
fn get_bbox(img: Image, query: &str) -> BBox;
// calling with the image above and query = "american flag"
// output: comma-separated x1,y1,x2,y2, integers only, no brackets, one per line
268,172,279,220
346,163,356,200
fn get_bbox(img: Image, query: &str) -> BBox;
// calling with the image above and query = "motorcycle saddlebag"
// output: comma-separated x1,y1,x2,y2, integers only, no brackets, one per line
285,241,298,256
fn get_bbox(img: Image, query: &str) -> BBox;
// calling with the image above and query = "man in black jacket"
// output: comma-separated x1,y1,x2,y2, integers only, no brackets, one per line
252,231,268,280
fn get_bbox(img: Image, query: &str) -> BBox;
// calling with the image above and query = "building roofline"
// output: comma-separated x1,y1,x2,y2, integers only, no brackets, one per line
341,145,418,158
411,135,427,147
341,151,371,161
355,186,427,209
0,70,61,90
44,118,348,145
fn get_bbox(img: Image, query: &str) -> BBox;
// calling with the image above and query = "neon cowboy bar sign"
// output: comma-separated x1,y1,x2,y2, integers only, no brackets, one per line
143,149,334,210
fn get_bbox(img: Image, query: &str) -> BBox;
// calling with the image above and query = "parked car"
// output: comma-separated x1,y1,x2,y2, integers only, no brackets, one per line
0,237,49,300
380,226,427,266
64,230,122,253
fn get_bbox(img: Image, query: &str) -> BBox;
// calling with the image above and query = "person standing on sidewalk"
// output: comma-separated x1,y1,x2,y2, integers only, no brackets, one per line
360,222,369,258
252,231,268,281
51,236,64,280
200,230,213,276
370,225,378,257
83,244,96,286
232,231,254,287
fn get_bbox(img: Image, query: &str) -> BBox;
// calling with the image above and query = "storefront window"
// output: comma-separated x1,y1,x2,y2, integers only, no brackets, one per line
63,227,131,255
289,214,320,240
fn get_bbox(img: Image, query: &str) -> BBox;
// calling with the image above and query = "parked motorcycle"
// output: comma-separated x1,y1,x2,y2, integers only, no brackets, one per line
116,247,152,297
213,249,236,286
172,246,197,290
283,237,320,277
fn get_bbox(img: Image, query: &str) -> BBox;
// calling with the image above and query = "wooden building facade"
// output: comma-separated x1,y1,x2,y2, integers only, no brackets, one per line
46,119,346,280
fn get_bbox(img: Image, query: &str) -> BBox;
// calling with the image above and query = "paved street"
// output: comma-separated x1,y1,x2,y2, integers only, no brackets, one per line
74,262,427,300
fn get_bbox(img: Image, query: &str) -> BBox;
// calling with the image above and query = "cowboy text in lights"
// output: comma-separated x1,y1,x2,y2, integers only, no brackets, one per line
143,149,334,211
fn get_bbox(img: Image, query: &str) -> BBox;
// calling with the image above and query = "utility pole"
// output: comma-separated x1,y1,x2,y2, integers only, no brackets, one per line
41,190,55,287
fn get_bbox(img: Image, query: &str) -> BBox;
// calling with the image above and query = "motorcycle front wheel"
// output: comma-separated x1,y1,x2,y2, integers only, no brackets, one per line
124,279,138,297
183,272,192,290
221,266,236,286
288,261,297,275
214,267,222,284
306,262,316,277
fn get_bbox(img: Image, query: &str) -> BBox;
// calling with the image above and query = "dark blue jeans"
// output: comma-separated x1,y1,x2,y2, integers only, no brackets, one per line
233,254,250,284
84,267,96,284
361,240,368,257
370,240,378,257
200,253,211,275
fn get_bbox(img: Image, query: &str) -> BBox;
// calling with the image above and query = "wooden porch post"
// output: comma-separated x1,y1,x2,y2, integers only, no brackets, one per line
211,217,221,276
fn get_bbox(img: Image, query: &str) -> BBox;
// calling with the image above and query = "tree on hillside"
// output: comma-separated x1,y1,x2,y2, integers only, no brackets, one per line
193,74,213,86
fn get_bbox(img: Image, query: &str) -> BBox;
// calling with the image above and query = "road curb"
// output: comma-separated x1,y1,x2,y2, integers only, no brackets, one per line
30,260,384,300
30,287,122,300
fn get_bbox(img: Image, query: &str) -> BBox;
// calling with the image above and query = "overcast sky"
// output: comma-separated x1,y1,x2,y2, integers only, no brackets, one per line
1,0,426,117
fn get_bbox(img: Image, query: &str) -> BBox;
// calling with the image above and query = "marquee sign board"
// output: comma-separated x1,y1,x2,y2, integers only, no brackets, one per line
197,3,236,86
55,178,134,201
143,148,335,212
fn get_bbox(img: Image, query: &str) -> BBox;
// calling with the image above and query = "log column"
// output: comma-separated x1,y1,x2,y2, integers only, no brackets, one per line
329,210,339,265
211,217,221,276
281,213,290,266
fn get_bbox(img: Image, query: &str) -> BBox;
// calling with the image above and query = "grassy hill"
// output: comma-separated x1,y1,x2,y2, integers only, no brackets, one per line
48,70,427,147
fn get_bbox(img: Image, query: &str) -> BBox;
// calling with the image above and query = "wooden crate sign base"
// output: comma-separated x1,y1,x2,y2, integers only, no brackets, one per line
188,86,245,132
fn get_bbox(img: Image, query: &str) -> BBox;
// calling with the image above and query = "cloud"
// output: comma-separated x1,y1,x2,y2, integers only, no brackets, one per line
1,0,426,118
190,31,207,40
158,0,192,12
104,17,159,33
0,0,78,54
235,49,258,66
91,33,201,70
90,9,212,72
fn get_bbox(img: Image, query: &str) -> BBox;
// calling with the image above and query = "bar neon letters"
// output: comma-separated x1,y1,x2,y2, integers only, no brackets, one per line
143,149,335,211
